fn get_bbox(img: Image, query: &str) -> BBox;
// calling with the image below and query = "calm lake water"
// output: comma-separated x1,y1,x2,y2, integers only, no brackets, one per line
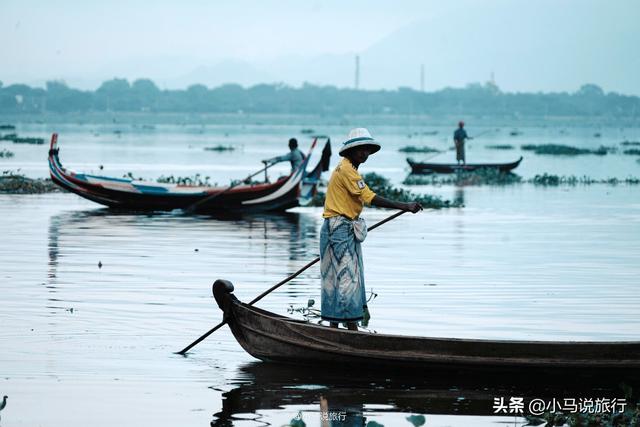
1,118,639,426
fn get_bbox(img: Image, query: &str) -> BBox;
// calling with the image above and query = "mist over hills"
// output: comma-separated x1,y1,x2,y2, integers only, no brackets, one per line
3,1,637,95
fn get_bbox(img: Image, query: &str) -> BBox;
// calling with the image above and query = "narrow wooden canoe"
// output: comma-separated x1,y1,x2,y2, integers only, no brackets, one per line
48,133,330,214
407,156,523,174
213,280,640,374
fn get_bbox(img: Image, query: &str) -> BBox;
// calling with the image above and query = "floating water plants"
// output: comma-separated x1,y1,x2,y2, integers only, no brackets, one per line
531,174,639,186
403,170,640,187
398,146,440,153
204,145,235,152
13,136,45,144
521,144,614,155
363,172,462,208
403,169,522,186
0,133,45,144
621,141,640,146
485,144,514,150
0,149,14,158
623,149,640,156
0,124,15,130
0,172,60,193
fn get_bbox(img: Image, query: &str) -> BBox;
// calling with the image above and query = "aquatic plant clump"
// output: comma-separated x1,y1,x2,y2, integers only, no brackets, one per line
485,144,514,150
623,149,640,156
398,146,441,153
521,144,615,155
362,172,462,208
0,133,45,144
531,174,640,186
0,173,61,194
204,145,235,152
403,169,522,186
621,141,640,146
13,136,45,145
403,170,640,187
0,149,15,158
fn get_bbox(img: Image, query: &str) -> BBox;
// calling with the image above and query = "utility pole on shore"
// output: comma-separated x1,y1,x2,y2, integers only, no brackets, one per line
355,55,360,90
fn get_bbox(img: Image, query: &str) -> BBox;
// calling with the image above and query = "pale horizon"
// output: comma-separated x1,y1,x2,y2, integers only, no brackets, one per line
2,0,639,95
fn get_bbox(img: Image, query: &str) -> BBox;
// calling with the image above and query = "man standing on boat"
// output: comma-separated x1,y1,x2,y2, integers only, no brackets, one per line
453,121,472,165
262,138,304,173
321,128,422,331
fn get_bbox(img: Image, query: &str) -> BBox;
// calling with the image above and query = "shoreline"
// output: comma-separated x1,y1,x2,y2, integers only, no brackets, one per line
2,112,639,128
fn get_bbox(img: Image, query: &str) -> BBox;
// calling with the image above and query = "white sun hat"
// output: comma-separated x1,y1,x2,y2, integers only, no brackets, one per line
339,127,382,156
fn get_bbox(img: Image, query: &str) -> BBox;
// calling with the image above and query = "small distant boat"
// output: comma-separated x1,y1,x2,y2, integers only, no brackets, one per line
213,280,640,374
407,157,523,174
49,133,331,214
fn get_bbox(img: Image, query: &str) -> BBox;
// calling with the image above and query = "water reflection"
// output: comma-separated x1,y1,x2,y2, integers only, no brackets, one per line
48,209,319,274
453,188,465,206
46,208,320,317
211,362,634,426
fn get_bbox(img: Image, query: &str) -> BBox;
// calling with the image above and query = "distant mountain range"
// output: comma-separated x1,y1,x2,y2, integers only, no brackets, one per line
5,1,638,95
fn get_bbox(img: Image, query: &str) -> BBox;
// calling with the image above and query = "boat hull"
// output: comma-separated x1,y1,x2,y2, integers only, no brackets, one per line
213,280,640,375
407,156,523,174
48,133,328,214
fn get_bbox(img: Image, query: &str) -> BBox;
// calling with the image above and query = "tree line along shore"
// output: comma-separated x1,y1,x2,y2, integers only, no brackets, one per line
1,79,638,118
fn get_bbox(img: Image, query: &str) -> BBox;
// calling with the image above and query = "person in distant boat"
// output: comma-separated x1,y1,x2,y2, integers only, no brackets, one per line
453,121,472,165
321,128,422,331
262,138,305,173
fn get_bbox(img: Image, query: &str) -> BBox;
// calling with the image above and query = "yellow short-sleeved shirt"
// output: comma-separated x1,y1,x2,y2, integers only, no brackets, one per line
322,158,376,220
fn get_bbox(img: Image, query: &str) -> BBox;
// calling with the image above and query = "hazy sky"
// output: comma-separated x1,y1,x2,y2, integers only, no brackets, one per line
2,0,638,94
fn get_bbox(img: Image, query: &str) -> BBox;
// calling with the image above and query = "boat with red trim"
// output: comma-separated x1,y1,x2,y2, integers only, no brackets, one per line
48,133,331,214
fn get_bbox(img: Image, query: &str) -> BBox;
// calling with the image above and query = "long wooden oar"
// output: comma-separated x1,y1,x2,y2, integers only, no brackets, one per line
183,162,276,213
469,129,494,139
184,137,321,214
176,209,409,355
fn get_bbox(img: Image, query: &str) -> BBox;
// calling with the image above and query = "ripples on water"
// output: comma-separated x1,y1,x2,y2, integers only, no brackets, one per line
1,121,639,426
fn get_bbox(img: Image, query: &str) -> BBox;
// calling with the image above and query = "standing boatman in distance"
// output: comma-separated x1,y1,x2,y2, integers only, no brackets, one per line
454,121,473,165
262,138,305,174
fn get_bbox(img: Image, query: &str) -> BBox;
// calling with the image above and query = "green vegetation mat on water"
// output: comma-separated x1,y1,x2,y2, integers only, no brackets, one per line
623,149,640,156
398,145,441,153
531,173,640,186
0,133,45,144
363,172,463,207
521,144,617,155
204,145,235,152
404,169,522,186
403,170,640,187
0,149,15,158
0,173,61,194
485,144,515,150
